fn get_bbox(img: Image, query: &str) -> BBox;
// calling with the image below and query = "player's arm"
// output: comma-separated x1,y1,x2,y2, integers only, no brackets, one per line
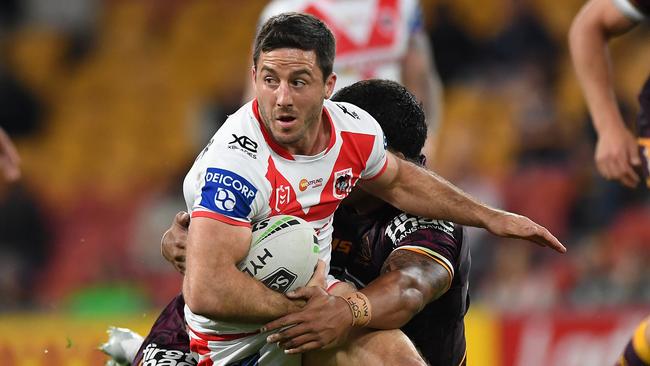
568,0,642,187
261,246,449,353
401,28,443,132
360,152,566,253
359,249,448,329
183,217,302,323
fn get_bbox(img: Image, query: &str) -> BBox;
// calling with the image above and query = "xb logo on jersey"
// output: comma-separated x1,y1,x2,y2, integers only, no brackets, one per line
333,168,353,199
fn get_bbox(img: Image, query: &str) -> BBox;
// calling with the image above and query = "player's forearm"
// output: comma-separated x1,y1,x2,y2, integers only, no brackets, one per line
569,12,621,135
359,270,431,329
371,160,496,229
184,267,301,323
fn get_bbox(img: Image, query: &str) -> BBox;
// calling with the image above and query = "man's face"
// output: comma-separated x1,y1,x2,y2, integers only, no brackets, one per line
253,48,336,154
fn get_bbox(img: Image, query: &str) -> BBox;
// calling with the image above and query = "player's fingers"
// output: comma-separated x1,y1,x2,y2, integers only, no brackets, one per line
279,333,322,352
532,227,566,253
629,141,642,166
268,322,313,344
618,163,640,188
262,314,302,333
175,211,190,228
305,260,326,289
284,341,324,354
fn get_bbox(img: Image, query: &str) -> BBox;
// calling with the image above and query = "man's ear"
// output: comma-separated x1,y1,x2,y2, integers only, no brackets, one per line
324,72,337,99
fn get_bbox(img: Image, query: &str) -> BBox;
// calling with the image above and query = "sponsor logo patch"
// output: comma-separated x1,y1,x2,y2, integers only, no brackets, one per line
385,213,455,244
140,343,196,366
200,168,257,219
299,177,323,191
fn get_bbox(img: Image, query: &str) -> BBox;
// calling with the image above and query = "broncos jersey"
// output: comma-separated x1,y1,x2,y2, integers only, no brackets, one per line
330,204,471,366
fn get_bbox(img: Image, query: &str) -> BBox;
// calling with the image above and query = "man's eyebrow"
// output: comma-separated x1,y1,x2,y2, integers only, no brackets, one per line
259,65,314,78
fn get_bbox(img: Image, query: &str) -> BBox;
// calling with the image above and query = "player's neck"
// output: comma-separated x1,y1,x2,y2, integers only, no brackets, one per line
287,113,331,156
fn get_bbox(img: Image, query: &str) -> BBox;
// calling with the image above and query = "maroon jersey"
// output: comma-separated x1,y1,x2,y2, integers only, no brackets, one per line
330,204,471,366
132,294,195,366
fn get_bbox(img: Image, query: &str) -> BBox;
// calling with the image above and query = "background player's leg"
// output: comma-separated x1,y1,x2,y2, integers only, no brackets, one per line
616,316,650,366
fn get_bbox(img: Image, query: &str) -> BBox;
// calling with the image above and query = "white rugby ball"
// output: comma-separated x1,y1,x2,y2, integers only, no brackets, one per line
237,215,319,293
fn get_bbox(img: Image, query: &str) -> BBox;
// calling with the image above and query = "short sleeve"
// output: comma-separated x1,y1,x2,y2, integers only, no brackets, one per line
385,213,461,283
187,139,263,227
359,120,388,180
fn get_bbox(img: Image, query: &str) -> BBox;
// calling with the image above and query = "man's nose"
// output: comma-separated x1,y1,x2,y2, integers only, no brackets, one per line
275,81,293,107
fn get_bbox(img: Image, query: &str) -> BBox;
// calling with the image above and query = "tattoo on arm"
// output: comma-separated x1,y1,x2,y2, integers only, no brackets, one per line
381,249,452,302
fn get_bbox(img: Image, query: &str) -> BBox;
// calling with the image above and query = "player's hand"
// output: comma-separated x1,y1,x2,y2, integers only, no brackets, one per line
262,286,353,354
305,259,326,289
0,128,20,181
161,211,190,274
595,125,641,188
485,211,567,253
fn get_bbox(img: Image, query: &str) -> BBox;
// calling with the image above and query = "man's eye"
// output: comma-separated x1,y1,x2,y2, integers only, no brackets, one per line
293,80,306,87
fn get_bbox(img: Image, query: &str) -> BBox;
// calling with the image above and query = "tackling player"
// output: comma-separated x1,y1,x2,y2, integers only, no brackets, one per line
180,11,564,366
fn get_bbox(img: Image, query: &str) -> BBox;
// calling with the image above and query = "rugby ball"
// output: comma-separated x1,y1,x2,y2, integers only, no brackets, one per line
237,215,320,293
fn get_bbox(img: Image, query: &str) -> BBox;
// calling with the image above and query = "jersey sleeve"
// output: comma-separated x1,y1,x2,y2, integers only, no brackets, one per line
384,213,461,284
359,117,388,180
613,0,650,21
187,135,263,227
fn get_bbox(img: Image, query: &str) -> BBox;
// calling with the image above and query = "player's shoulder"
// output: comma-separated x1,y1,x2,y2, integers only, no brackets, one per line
325,99,382,135
192,102,268,182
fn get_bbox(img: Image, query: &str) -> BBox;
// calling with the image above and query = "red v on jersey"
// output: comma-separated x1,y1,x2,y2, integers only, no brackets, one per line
304,0,399,57
265,131,379,222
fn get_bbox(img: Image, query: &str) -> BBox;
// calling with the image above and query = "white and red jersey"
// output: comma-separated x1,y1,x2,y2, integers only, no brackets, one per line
182,98,386,343
259,0,424,91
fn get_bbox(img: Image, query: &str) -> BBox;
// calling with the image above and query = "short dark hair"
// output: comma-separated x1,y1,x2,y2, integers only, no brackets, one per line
332,79,427,162
253,12,336,79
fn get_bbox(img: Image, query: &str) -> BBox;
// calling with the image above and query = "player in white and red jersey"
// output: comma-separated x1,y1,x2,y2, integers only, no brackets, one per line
247,0,443,137
182,12,565,366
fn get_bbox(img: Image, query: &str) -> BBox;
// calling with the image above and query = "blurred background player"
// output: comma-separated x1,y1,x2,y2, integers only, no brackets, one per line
570,0,650,365
569,0,650,188
244,0,444,160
